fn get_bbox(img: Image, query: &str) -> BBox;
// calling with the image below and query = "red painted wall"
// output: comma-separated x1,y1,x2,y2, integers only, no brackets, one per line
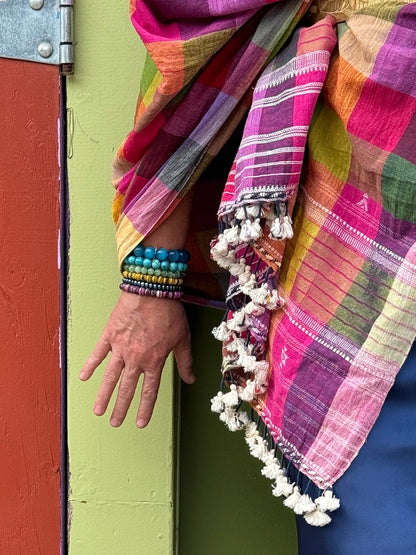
0,58,61,553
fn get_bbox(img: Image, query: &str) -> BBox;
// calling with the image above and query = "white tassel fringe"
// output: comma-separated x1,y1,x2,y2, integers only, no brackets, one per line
304,508,332,527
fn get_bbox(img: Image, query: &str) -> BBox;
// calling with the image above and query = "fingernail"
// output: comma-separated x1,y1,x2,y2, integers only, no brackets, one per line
188,374,196,384
136,419,146,428
94,405,104,416
110,418,121,427
79,372,86,380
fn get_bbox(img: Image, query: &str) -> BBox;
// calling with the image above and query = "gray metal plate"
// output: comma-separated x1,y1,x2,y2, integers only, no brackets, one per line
0,0,60,65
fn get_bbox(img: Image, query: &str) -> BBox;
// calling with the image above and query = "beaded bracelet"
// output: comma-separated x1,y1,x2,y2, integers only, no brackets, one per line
122,277,183,292
124,246,189,271
120,282,183,299
124,258,188,272
130,245,190,263
122,271,183,286
123,265,183,279
121,245,190,300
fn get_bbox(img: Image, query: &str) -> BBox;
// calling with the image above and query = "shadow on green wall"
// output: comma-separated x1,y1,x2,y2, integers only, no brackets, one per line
178,305,298,555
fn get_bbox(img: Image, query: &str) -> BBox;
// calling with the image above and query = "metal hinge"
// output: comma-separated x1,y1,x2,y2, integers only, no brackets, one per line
0,0,74,75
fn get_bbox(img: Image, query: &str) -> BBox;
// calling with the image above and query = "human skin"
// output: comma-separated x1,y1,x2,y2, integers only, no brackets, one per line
79,193,195,428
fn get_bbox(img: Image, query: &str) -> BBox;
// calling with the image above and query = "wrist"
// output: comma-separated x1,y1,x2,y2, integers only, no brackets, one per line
120,245,190,300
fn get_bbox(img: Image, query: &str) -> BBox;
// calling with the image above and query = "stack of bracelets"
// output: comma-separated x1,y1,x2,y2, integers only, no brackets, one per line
120,245,190,300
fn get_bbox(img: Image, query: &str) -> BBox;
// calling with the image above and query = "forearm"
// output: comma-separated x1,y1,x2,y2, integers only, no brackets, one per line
142,191,193,250
81,192,195,428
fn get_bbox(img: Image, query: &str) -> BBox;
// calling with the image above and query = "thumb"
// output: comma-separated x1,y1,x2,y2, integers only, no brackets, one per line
174,333,195,384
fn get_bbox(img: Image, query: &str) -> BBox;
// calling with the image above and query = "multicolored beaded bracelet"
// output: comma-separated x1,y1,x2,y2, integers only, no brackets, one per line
120,282,183,299
123,265,183,279
122,271,184,286
121,246,190,300
122,278,183,292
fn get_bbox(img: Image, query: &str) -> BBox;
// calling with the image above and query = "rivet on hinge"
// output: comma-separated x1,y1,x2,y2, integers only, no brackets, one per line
29,0,44,10
38,41,53,58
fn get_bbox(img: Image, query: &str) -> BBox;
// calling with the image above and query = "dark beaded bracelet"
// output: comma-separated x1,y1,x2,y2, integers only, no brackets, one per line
120,282,183,299
122,278,182,292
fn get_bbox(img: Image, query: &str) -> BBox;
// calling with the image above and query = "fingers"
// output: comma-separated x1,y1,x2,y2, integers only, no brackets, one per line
174,333,195,385
93,353,125,417
136,371,162,428
110,366,141,427
80,339,111,381
80,297,194,429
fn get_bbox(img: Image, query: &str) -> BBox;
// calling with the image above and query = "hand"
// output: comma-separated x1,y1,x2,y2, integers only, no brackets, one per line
79,291,194,428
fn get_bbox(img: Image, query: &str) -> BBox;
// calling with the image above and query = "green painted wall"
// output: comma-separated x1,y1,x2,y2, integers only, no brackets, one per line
67,2,175,553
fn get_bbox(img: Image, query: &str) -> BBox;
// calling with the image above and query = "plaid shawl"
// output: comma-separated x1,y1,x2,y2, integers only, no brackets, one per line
114,0,416,526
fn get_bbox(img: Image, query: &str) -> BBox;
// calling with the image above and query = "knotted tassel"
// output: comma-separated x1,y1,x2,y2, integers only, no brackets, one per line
244,301,265,315
269,217,282,238
210,392,224,413
249,283,270,305
281,479,296,497
211,248,235,269
304,508,332,527
238,267,255,286
315,490,340,512
211,234,229,257
221,384,239,407
262,452,277,466
226,336,244,354
293,494,317,515
246,205,262,218
262,461,284,480
229,261,249,277
249,439,269,461
240,218,262,242
272,476,294,498
264,289,281,310
239,379,256,401
244,423,260,447
235,206,246,221
240,274,257,293
223,225,241,246
269,213,293,240
227,310,246,331
252,360,269,375
219,407,248,431
280,215,293,239
212,322,231,341
284,486,302,509
245,434,259,450
236,351,257,370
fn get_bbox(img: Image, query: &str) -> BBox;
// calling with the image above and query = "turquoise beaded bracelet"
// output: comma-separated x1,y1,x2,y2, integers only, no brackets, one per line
124,257,188,273
133,245,190,262
124,246,189,271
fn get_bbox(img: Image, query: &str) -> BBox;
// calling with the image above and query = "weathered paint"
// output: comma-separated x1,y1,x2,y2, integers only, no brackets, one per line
66,2,175,553
0,58,61,553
